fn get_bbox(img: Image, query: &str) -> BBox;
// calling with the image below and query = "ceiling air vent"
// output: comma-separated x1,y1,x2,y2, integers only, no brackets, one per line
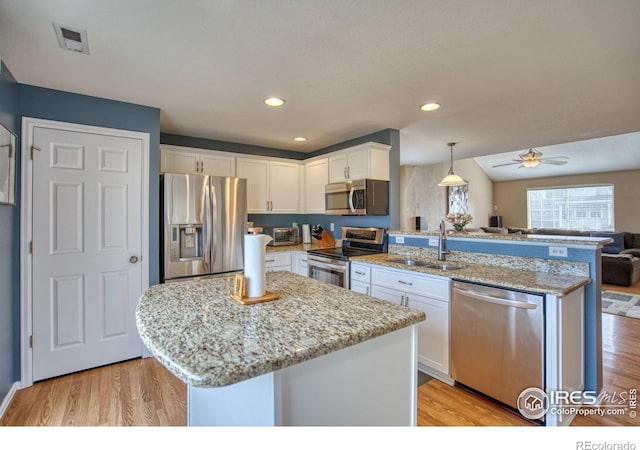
53,23,89,54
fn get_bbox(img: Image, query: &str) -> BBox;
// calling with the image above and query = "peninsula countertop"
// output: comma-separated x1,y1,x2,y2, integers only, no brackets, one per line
136,271,425,388
350,253,590,296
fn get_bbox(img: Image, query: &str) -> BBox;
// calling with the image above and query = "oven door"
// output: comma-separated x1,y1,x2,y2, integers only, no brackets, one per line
307,254,349,288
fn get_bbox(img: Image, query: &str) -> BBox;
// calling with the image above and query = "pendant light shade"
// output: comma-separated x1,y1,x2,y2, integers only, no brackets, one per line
438,142,467,187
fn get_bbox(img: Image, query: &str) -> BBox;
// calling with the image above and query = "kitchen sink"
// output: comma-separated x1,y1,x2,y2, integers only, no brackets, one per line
388,258,466,271
388,257,431,267
423,262,466,271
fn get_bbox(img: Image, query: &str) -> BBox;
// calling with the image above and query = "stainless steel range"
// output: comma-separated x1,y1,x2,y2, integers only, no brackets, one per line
307,226,387,288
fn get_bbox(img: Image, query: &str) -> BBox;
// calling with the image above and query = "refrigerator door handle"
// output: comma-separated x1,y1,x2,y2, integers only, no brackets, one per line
203,181,213,272
211,181,219,267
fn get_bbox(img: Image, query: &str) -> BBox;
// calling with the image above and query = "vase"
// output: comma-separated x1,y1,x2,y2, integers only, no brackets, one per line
454,224,466,232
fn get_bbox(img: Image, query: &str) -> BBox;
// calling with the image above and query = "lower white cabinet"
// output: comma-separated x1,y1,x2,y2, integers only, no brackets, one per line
292,251,309,277
369,266,452,384
265,252,292,273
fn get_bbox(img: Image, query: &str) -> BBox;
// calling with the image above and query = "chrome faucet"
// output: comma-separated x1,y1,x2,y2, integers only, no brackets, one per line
438,220,449,261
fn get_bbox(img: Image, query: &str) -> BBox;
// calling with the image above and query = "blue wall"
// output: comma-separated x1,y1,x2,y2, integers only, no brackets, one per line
18,85,161,287
0,61,19,405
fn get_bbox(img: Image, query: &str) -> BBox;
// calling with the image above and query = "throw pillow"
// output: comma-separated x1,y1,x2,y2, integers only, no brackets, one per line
590,231,625,254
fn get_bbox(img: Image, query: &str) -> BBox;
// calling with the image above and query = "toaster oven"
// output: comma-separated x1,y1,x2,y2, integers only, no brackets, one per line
264,227,298,246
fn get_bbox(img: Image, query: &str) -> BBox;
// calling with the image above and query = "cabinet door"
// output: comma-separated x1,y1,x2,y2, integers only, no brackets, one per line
305,158,328,213
406,293,450,375
350,280,370,296
161,148,199,174
345,147,370,180
292,252,309,277
237,158,269,213
371,285,404,306
269,161,299,213
328,154,349,183
199,152,236,177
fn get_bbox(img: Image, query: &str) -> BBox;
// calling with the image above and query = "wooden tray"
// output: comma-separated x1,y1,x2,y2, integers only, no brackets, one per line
230,291,279,305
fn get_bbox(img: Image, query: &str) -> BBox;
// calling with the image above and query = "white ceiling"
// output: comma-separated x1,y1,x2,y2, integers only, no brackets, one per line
474,131,640,181
1,0,639,169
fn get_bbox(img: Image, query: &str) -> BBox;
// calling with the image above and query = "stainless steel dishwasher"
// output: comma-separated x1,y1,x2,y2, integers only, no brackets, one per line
451,280,545,417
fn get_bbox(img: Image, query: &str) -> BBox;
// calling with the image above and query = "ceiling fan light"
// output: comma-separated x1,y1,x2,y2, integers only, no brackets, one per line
522,159,540,168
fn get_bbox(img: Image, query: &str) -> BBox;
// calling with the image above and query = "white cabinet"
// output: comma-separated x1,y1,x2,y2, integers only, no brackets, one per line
265,252,291,273
160,144,235,176
544,287,585,426
304,158,328,213
328,142,391,183
237,158,299,213
370,266,452,384
350,263,372,296
292,251,309,277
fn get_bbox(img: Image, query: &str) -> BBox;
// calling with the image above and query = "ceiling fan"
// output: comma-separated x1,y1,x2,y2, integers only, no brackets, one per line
492,148,569,168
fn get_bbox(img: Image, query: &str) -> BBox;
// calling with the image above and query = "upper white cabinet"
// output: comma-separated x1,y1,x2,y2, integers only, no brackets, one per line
304,158,328,213
328,142,391,183
160,145,235,177
237,158,299,213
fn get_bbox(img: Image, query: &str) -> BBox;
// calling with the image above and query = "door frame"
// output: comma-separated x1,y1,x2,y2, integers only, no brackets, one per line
19,117,150,388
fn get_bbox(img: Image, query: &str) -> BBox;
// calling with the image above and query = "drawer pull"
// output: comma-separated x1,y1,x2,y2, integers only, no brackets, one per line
265,259,276,263
398,280,413,286
355,271,366,275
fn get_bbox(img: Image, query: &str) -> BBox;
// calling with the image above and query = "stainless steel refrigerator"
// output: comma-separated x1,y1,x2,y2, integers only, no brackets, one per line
161,173,247,282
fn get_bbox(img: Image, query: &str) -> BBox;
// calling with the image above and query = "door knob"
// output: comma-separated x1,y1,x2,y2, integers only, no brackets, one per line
129,256,139,264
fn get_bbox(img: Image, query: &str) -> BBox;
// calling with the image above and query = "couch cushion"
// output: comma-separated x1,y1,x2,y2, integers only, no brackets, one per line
480,227,508,234
535,228,590,236
590,231,625,254
507,227,537,234
624,232,640,249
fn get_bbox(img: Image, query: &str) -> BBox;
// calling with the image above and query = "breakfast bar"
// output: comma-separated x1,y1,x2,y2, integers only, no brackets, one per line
136,271,425,426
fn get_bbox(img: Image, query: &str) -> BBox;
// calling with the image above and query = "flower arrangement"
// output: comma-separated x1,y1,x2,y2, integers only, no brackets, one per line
446,212,473,232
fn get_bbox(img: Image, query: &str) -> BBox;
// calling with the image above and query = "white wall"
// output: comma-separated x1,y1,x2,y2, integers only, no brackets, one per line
400,158,494,231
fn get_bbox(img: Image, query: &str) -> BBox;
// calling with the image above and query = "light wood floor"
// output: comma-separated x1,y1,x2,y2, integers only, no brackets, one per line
0,357,186,426
2,282,638,427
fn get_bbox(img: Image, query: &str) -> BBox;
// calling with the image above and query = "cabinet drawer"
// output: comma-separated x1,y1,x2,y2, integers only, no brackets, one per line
371,267,449,300
350,264,371,283
265,252,291,268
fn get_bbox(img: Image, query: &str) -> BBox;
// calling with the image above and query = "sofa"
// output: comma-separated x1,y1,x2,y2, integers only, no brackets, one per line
478,227,640,287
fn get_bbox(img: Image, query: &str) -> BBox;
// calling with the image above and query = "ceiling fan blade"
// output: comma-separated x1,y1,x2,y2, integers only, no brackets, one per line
541,160,568,166
492,161,523,168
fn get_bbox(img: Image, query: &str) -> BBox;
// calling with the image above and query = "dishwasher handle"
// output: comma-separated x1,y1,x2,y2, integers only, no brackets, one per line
452,286,539,310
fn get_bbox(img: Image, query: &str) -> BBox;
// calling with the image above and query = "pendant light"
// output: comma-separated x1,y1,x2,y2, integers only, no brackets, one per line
438,142,467,187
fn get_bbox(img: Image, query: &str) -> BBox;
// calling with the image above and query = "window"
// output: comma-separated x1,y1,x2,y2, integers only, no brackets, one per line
527,185,614,231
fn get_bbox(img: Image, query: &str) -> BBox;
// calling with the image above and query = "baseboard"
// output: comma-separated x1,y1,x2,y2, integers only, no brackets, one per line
0,382,19,421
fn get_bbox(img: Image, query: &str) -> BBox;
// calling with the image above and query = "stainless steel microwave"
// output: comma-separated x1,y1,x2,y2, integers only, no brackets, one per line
325,179,389,215
264,227,298,246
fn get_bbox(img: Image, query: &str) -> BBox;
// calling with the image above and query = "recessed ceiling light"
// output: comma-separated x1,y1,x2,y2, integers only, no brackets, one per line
420,102,441,111
264,97,285,107
293,137,307,142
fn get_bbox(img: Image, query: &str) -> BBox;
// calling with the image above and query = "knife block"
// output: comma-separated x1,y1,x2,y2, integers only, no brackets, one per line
318,230,336,248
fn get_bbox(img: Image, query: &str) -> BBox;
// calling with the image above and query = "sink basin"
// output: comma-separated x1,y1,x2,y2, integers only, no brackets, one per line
387,258,466,271
388,257,431,267
423,263,466,271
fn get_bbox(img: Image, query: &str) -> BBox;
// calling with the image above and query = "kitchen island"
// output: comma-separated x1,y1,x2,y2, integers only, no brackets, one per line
136,271,425,426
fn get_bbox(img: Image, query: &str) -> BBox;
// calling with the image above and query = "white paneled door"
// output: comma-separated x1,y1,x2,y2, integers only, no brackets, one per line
31,126,144,381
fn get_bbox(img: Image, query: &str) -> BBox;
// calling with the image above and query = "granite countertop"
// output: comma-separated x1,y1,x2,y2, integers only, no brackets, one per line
351,253,590,296
388,230,613,247
136,271,424,388
266,242,338,252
